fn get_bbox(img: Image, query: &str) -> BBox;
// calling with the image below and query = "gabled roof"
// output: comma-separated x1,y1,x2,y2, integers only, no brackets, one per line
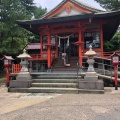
42,0,103,18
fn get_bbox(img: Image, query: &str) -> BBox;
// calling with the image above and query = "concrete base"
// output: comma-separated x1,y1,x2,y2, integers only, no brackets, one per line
10,72,32,88
10,80,32,88
78,80,104,90
16,72,32,81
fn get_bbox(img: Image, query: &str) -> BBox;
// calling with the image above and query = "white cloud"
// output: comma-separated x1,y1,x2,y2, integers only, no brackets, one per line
34,0,104,11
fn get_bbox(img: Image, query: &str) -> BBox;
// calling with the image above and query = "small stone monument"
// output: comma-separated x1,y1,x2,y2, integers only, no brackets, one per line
84,45,98,81
78,45,104,92
10,49,32,88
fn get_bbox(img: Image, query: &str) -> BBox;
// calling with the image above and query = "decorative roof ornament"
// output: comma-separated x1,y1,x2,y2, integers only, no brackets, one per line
66,5,71,12
84,45,97,56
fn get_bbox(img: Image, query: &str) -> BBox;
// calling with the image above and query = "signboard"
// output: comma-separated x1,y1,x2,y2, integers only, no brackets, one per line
113,56,119,63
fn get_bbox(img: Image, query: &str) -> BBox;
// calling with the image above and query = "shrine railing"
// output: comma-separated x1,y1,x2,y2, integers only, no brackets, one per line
103,51,120,58
29,54,41,60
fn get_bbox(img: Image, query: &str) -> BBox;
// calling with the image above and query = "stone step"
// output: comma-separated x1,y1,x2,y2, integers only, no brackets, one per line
31,74,81,79
35,76,81,79
32,79,78,83
52,69,77,71
8,87,79,94
52,67,77,69
53,66,77,68
31,72,79,76
8,87,104,94
31,83,77,88
52,70,77,72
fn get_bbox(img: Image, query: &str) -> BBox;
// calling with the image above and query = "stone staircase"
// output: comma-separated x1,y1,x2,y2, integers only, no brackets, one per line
8,73,81,94
52,57,78,72
8,72,104,94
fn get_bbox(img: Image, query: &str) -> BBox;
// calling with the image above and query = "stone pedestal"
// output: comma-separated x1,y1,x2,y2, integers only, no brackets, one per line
10,80,32,88
10,72,32,88
78,80,104,90
84,72,98,81
10,49,32,88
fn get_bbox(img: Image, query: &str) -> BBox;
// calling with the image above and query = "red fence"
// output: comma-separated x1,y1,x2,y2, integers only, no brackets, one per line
13,64,22,73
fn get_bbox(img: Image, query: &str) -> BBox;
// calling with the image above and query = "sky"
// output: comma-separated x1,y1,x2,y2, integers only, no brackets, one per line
34,0,104,11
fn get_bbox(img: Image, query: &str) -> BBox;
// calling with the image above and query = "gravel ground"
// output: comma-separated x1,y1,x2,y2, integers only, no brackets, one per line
0,84,120,120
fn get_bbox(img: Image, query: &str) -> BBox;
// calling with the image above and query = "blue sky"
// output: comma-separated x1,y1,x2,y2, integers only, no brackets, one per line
34,0,104,11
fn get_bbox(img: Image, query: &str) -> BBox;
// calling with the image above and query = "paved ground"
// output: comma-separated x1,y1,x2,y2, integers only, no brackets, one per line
0,84,120,120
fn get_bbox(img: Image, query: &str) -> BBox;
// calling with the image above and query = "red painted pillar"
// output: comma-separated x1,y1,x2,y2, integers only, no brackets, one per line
114,65,118,90
78,27,82,67
6,67,10,87
47,31,51,69
100,22,104,57
56,37,58,58
40,35,42,57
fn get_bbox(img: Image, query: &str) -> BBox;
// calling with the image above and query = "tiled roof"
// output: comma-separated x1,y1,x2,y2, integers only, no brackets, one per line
4,56,14,60
27,43,40,50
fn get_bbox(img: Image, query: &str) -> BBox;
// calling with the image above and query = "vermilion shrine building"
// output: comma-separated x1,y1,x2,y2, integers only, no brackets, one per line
16,0,120,72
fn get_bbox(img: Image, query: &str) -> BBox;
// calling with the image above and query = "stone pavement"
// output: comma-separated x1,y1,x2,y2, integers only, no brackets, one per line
0,84,120,120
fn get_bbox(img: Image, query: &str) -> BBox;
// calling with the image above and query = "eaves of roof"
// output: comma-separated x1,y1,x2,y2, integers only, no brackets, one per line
16,10,120,26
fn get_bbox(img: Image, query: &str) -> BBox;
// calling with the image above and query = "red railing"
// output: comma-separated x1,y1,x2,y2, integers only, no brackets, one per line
103,51,120,58
29,52,56,61
29,54,41,60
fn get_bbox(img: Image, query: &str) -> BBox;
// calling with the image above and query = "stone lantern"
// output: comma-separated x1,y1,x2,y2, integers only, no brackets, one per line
10,49,32,88
17,49,31,74
84,45,98,81
78,45,104,92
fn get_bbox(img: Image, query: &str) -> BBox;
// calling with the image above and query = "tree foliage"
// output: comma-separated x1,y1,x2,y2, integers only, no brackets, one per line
95,0,120,52
33,6,47,19
94,0,120,11
0,0,47,55
104,32,120,52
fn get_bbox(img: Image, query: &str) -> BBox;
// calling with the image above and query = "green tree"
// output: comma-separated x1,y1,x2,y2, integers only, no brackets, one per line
0,0,35,54
33,6,47,19
0,0,47,55
111,32,120,50
104,32,120,52
94,0,120,11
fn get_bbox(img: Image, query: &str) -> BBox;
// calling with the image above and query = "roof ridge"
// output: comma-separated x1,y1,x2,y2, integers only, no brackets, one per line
41,0,66,19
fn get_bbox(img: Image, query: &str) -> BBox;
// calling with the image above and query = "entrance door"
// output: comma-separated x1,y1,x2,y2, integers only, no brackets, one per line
58,36,78,57
69,36,78,56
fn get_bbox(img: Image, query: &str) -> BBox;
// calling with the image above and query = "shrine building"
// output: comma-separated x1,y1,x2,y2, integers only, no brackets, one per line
16,0,120,72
